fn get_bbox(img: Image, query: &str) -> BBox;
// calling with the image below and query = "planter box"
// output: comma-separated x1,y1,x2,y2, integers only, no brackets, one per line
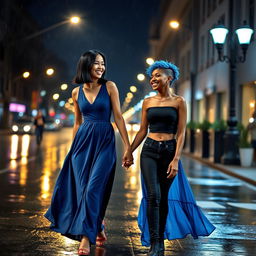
239,148,254,167
202,130,210,158
214,131,225,163
189,129,196,153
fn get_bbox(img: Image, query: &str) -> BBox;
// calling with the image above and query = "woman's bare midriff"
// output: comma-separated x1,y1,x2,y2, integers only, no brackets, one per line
148,132,176,141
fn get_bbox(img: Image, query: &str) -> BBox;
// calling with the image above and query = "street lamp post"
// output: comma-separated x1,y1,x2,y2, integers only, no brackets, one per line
1,15,81,128
210,1,253,164
21,16,81,41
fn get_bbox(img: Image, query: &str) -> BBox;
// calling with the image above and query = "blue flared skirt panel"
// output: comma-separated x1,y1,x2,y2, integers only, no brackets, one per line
138,161,215,246
44,121,116,244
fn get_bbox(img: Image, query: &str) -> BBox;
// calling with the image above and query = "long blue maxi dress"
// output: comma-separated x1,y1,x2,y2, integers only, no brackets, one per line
45,83,116,244
138,161,216,246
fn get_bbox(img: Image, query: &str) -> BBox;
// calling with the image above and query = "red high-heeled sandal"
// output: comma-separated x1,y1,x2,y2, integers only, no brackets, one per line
96,235,107,247
78,248,90,255
96,220,107,246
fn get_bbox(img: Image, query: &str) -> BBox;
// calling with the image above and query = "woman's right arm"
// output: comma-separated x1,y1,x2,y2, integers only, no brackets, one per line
130,98,149,153
72,87,82,139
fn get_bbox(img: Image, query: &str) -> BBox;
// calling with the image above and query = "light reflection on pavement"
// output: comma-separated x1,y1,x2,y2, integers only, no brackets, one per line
0,128,255,255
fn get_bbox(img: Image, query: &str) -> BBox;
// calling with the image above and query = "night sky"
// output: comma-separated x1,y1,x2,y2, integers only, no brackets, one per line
26,0,159,102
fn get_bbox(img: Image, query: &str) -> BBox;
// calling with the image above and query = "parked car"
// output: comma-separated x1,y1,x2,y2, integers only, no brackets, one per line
44,118,62,131
11,117,35,134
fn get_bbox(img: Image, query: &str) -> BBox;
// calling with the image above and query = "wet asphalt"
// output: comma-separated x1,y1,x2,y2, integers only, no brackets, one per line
0,128,255,256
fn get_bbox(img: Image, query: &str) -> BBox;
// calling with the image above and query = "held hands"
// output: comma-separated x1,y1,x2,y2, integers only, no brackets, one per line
167,159,179,179
122,149,134,169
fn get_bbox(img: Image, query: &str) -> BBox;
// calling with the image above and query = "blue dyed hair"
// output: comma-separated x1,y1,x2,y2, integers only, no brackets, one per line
146,60,180,85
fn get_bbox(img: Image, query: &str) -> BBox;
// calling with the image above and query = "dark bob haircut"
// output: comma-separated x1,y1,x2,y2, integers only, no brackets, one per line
73,50,107,84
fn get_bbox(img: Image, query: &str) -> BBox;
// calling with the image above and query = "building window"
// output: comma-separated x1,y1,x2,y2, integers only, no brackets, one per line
207,33,211,67
212,0,217,10
207,0,212,17
196,99,204,122
200,35,205,70
186,51,191,79
202,0,206,23
241,83,255,126
181,56,185,81
212,32,215,64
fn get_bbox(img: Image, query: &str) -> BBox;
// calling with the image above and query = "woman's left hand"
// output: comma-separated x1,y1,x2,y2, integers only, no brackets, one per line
167,159,179,179
122,149,134,169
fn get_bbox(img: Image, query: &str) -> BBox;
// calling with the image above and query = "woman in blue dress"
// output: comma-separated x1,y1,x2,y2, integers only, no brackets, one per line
45,50,133,255
126,61,215,256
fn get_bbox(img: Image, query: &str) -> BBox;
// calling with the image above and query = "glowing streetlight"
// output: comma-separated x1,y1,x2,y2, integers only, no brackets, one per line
146,57,154,65
59,101,65,107
65,102,70,108
23,72,30,79
249,101,255,108
40,90,46,97
130,86,137,93
169,20,180,29
127,92,133,99
53,93,59,100
137,73,145,81
125,97,131,103
22,16,82,41
70,16,80,24
46,68,54,76
61,83,68,90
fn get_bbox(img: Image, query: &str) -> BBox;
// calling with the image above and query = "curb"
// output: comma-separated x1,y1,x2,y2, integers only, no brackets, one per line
183,152,256,186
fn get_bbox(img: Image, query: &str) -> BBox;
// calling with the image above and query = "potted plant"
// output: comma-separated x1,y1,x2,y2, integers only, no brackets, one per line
238,126,253,167
212,120,227,163
199,120,212,158
187,120,198,153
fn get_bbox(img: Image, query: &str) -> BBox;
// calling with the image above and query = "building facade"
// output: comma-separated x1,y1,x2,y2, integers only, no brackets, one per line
148,0,256,127
0,0,69,128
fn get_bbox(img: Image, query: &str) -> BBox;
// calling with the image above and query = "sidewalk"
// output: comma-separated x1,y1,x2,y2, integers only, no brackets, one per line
183,152,256,186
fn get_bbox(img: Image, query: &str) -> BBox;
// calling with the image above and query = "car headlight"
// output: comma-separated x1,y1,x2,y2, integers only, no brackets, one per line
23,125,31,132
12,125,18,132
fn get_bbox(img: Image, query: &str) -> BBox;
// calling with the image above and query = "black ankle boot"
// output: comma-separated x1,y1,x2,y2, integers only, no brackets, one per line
147,240,160,256
158,239,165,256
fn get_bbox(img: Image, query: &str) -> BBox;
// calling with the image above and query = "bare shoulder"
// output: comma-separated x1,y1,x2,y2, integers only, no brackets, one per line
72,86,80,99
106,80,117,89
172,94,186,104
106,80,118,95
142,96,154,109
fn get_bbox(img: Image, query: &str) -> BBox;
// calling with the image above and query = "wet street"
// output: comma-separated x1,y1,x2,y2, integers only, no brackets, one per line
0,128,255,256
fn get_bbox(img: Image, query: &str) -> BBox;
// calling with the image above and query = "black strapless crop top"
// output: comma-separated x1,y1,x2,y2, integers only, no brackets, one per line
147,107,178,134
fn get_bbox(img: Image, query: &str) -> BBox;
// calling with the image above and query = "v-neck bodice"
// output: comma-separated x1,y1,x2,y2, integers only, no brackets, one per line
78,84,112,122
82,84,103,105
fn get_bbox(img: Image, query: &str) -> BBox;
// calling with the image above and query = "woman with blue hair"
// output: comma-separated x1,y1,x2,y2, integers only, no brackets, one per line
125,60,215,256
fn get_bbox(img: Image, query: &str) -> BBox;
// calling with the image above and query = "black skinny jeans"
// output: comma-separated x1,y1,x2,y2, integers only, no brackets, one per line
140,137,176,242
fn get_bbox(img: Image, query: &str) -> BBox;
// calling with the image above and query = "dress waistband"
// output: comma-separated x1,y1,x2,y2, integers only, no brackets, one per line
83,117,110,123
